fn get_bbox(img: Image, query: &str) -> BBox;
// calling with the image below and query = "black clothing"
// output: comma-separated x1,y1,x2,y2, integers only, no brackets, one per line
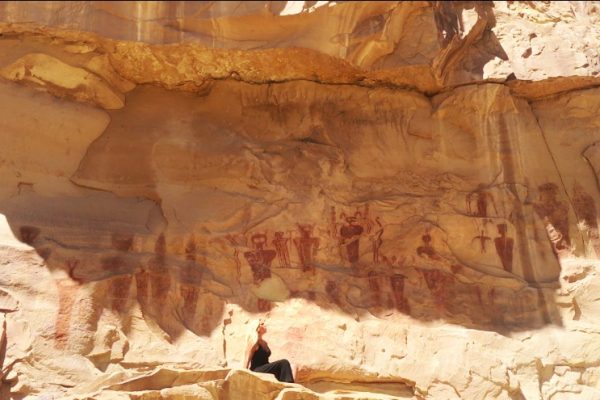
250,343,294,383
250,344,271,370
252,359,294,383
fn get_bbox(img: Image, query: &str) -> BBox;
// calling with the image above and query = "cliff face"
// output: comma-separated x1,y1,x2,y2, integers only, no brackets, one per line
0,2,600,399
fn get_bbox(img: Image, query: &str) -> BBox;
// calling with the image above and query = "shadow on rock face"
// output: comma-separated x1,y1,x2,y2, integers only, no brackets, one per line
0,185,563,355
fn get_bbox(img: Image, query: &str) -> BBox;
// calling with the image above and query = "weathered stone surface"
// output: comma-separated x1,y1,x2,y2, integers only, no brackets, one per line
73,367,414,400
0,53,125,109
0,2,600,400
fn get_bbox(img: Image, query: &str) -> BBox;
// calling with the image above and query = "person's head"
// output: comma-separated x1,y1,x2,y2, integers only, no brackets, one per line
245,319,266,354
256,319,267,335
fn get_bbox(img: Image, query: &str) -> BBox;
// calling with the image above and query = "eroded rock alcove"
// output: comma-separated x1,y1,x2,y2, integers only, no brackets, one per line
1,1,600,399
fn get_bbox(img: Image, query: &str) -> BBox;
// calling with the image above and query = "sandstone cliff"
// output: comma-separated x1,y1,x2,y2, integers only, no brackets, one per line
0,1,600,399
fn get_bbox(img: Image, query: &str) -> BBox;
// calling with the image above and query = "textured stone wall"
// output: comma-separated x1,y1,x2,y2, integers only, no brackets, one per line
0,2,600,399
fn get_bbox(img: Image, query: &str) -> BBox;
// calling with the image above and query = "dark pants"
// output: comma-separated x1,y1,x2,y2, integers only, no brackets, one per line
251,359,294,383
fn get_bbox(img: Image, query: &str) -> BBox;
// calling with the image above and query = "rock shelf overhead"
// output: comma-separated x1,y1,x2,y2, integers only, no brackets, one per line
0,1,600,399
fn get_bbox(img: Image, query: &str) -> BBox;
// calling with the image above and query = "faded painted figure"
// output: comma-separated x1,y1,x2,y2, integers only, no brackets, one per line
244,234,276,283
390,274,410,313
225,233,247,279
472,230,492,253
294,224,319,272
422,269,453,312
544,219,568,256
370,217,384,264
368,271,381,307
326,280,341,306
494,223,514,273
572,182,600,257
466,184,497,218
533,183,570,249
339,215,364,263
272,231,291,268
416,233,438,259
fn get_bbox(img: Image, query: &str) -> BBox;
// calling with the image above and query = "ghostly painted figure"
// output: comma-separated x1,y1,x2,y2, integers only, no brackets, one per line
544,218,568,257
466,184,497,218
472,230,492,253
294,224,319,272
244,234,276,283
417,233,437,259
572,182,600,257
494,223,514,273
226,233,248,280
368,271,381,307
339,216,364,263
390,274,409,313
422,269,452,311
370,217,384,264
533,183,570,247
326,280,341,305
272,231,291,268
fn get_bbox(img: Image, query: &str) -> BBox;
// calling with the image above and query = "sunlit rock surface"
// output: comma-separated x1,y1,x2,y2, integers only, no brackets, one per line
1,1,600,399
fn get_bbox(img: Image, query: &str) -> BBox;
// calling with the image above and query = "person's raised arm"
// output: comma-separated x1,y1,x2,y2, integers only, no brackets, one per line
245,343,257,369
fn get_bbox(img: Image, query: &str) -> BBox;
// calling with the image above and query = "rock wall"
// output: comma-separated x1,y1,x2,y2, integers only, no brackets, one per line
0,2,600,399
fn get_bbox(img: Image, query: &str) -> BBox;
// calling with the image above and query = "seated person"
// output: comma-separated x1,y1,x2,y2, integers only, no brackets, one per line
244,319,294,383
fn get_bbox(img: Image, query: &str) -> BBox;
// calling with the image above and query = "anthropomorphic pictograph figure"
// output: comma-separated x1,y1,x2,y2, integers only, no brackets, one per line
244,234,276,283
416,233,437,259
494,223,514,273
339,215,364,263
272,231,291,268
294,224,319,272
466,184,498,218
370,217,384,264
390,274,410,313
533,183,570,249
472,230,492,254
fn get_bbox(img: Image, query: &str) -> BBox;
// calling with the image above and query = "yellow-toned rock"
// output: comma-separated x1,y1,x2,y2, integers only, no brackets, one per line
0,53,124,109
